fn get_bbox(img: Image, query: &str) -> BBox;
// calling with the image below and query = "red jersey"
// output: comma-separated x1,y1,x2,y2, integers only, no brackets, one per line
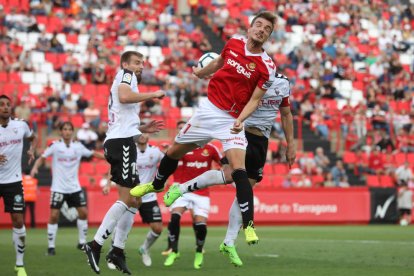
173,143,222,197
208,35,276,118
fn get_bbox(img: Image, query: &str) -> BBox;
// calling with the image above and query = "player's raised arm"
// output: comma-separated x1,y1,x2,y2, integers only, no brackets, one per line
192,55,224,79
231,86,267,134
118,84,165,104
30,156,45,177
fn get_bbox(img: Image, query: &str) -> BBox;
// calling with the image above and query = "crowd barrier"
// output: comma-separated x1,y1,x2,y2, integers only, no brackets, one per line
0,187,402,227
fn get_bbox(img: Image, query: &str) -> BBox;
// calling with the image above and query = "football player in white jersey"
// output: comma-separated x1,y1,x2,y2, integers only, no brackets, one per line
103,132,164,268
84,51,165,275
30,121,105,256
164,74,296,266
0,95,37,276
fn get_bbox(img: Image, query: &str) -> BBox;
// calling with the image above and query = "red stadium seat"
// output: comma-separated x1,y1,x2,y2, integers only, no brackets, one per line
366,175,380,187
380,175,394,188
273,163,288,175
343,151,356,164
95,162,110,174
258,175,272,188
0,72,7,82
79,162,95,175
71,114,84,128
272,175,284,188
394,153,406,166
79,175,91,188
263,163,273,175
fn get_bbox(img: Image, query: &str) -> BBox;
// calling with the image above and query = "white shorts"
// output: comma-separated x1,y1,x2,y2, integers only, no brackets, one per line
170,192,210,218
175,99,247,152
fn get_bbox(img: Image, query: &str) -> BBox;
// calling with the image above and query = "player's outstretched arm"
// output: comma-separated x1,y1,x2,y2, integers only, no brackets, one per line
118,84,165,104
30,156,45,177
231,86,266,134
26,133,37,164
92,151,105,159
192,55,224,79
280,105,296,167
139,120,164,134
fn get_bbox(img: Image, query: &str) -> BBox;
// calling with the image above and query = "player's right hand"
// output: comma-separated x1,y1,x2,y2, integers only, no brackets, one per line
0,154,7,165
153,90,165,99
102,184,110,195
192,66,203,79
30,168,38,177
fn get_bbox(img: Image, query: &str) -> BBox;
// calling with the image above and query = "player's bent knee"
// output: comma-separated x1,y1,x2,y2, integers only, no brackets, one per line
11,213,24,228
152,223,163,235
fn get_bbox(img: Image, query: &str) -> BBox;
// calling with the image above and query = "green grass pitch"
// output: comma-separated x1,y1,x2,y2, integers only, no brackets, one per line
1,225,413,276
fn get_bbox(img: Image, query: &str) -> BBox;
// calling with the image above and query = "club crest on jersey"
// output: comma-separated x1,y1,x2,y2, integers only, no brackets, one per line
201,149,210,157
13,128,18,134
246,62,256,71
122,73,132,83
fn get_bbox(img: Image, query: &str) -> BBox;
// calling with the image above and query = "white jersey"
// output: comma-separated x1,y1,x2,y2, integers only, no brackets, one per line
42,140,93,193
105,69,141,141
0,119,32,184
245,74,290,138
136,145,164,203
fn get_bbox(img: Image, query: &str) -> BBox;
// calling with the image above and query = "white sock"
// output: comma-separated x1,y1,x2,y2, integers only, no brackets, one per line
141,230,160,252
223,198,242,246
94,200,128,246
47,223,58,249
179,170,226,194
113,207,137,249
77,219,88,244
13,226,26,266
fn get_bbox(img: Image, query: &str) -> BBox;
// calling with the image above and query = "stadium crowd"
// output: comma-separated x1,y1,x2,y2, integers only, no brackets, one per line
0,0,413,188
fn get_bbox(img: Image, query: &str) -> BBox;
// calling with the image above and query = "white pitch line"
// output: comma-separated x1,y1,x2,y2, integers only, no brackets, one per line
254,254,279,258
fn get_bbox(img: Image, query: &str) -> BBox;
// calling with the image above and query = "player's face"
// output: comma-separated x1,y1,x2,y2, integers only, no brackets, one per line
60,125,74,140
248,17,274,44
125,55,144,79
0,98,11,119
137,133,149,144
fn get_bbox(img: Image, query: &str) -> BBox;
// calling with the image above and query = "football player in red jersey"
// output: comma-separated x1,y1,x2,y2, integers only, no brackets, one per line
131,11,277,245
163,121,223,269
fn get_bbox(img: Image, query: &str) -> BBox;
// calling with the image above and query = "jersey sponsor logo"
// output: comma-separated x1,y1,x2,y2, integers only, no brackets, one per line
0,138,22,148
260,99,282,106
227,58,251,79
246,62,256,71
229,50,238,57
122,72,132,84
186,161,208,169
201,149,210,157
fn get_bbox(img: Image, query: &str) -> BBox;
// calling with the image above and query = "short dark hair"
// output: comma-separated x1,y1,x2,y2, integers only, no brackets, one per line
250,11,277,29
120,51,143,69
176,120,186,127
59,121,74,131
0,95,11,101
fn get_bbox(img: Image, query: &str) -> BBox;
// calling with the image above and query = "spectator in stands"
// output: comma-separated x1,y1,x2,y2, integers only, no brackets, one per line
181,15,194,34
14,100,31,121
300,98,314,122
370,104,388,132
62,56,80,82
393,109,410,134
311,109,329,139
175,80,190,108
30,0,48,15
323,172,335,187
282,174,293,188
330,160,348,187
76,93,89,113
35,30,50,52
367,146,385,175
141,22,157,46
314,147,330,173
77,122,98,150
63,93,78,114
376,130,396,153
47,91,63,111
19,51,34,71
83,100,100,129
46,102,62,134
394,162,413,187
296,174,312,188
50,32,64,53
299,152,317,175
91,60,106,84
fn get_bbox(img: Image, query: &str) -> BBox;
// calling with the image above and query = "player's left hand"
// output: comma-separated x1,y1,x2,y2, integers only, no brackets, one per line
140,120,164,134
27,149,35,164
230,119,244,134
286,143,296,168
0,154,7,165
